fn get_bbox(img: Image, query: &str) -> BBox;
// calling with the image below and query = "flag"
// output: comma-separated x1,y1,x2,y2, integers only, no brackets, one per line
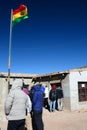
12,4,28,26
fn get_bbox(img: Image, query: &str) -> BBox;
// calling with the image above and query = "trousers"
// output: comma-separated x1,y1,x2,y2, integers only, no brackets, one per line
7,119,25,130
32,110,44,130
50,100,56,111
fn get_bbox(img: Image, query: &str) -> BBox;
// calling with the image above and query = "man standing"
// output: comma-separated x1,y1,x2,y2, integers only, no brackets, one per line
56,86,63,111
49,84,57,112
43,85,49,111
32,82,44,130
4,79,32,130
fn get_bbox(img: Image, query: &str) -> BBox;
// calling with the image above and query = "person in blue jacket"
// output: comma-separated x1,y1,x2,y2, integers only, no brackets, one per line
32,82,45,130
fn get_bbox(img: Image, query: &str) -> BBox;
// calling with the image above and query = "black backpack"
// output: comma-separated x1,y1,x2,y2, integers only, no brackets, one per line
50,89,56,101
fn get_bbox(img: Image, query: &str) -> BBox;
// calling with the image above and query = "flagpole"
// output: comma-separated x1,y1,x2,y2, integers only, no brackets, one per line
8,9,13,91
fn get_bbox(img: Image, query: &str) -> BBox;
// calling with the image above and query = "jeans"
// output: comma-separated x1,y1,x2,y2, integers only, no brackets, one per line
50,100,56,111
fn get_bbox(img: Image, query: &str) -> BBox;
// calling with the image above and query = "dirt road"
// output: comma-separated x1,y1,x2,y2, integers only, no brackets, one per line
43,109,87,130
0,108,87,130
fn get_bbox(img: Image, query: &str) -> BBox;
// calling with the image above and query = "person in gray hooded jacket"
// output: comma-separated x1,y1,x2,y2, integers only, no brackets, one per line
4,79,32,130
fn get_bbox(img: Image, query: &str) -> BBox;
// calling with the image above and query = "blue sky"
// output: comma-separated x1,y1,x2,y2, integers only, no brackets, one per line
0,0,87,74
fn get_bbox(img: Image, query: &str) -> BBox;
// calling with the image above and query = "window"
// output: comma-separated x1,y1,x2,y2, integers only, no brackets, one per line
78,82,87,102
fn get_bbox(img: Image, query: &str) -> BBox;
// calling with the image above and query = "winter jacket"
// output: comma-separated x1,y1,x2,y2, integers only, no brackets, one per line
49,88,56,101
56,87,63,99
32,85,44,111
4,79,32,120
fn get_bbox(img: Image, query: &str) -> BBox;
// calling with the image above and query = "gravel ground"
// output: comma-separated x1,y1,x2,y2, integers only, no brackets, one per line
0,108,87,130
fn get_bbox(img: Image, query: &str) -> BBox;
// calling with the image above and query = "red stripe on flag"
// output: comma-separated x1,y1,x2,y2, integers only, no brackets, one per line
13,4,26,15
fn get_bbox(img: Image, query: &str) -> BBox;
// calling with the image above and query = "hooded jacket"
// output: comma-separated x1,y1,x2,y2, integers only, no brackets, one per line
32,85,44,111
4,79,32,120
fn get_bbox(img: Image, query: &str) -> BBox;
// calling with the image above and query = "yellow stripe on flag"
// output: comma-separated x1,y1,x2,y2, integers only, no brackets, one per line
13,8,27,21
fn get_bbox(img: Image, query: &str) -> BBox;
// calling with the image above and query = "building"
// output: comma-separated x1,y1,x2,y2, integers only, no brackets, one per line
0,66,87,117
33,66,87,111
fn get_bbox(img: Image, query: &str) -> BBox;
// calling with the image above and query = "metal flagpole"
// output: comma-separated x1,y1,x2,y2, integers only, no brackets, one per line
8,9,13,91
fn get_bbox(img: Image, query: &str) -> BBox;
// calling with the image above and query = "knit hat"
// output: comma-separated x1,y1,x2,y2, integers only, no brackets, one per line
52,84,57,89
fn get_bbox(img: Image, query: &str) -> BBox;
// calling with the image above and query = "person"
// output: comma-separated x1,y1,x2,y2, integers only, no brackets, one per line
56,86,63,111
22,87,32,130
32,82,44,130
4,79,32,130
49,84,57,112
43,85,49,110
29,86,35,102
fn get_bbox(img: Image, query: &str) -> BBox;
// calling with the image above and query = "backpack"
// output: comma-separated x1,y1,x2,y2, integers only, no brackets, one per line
56,88,63,99
50,89,56,101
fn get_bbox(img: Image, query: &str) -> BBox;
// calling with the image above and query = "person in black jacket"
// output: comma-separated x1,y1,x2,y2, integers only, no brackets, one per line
56,86,63,111
49,85,57,112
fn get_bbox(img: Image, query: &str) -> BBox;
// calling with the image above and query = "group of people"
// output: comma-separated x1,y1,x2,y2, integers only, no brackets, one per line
4,79,63,130
49,85,63,112
43,84,64,112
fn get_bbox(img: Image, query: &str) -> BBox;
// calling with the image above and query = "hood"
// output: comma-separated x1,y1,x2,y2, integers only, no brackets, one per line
11,79,23,90
34,85,41,91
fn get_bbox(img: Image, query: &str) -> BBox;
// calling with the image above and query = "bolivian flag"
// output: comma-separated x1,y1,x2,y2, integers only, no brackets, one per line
12,4,28,26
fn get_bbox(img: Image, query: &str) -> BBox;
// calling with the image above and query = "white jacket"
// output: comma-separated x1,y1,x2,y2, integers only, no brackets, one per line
4,80,32,120
44,87,49,98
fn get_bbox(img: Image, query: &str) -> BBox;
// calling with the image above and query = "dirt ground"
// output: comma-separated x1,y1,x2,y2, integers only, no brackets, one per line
1,108,87,130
